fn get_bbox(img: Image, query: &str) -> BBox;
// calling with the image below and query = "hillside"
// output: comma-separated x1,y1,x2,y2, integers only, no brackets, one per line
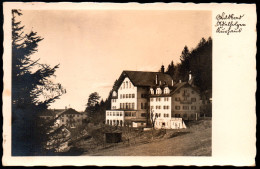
81,119,211,156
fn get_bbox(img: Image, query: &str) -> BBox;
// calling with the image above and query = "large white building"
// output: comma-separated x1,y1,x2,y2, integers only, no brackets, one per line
106,67,201,129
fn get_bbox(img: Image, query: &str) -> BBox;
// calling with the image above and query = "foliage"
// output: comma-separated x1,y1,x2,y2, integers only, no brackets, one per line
165,61,175,78
165,37,212,94
12,9,66,155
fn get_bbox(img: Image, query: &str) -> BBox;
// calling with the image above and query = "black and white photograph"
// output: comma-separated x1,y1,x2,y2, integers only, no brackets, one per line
2,2,256,166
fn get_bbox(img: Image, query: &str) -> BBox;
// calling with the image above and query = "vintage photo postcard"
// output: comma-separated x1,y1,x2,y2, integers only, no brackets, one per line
2,2,256,166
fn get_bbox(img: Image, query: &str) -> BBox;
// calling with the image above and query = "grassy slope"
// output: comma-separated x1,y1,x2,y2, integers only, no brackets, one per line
83,119,211,156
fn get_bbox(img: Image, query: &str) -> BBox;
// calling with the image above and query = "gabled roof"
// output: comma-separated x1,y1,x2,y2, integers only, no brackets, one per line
116,71,173,89
61,108,81,115
171,82,200,95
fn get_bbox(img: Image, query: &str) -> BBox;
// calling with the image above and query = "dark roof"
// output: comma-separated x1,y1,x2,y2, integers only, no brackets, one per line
61,108,81,115
39,109,55,116
116,71,173,88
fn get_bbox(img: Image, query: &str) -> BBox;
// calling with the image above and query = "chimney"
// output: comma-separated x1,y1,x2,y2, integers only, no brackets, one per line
156,74,158,84
179,80,182,83
161,65,165,73
172,80,174,86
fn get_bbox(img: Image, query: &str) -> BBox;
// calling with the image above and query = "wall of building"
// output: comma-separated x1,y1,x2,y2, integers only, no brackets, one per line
116,77,138,110
56,114,83,127
136,87,149,119
105,110,124,126
171,86,200,120
150,96,172,120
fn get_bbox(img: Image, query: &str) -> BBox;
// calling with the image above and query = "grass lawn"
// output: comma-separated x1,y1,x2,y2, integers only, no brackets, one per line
82,119,211,156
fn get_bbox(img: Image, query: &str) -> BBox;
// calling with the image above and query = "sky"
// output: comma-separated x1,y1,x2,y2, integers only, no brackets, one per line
19,10,211,111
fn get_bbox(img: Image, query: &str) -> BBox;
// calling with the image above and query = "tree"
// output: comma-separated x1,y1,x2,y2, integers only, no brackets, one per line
12,9,66,155
85,92,101,120
165,61,175,78
150,109,158,129
179,46,191,81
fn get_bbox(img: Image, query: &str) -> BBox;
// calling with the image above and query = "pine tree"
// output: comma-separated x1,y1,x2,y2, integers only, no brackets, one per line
12,9,66,155
165,61,175,78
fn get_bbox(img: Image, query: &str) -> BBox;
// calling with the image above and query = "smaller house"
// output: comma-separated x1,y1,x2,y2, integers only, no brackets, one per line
55,108,84,128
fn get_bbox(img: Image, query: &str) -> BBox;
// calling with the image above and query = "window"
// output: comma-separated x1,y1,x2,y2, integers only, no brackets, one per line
132,94,135,98
113,112,115,116
191,106,196,110
116,112,119,116
150,89,154,94
129,82,131,88
120,103,122,109
107,120,109,124
151,106,154,110
164,87,169,94
164,97,169,101
120,112,122,116
141,103,143,109
191,98,196,102
191,90,194,94
145,103,148,109
131,112,136,117
126,103,129,109
123,82,125,89
125,112,131,116
175,114,181,117
175,106,180,110
107,112,109,116
183,114,187,117
120,94,122,99
175,97,180,101
123,94,125,98
141,94,147,98
183,106,189,110
141,113,147,117
164,113,169,117
156,88,162,94
126,81,128,88
158,113,161,117
132,103,134,109
158,106,161,109
129,94,131,98
126,94,128,98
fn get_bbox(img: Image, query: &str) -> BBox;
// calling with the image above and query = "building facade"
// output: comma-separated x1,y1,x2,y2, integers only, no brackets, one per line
106,68,201,129
54,108,86,128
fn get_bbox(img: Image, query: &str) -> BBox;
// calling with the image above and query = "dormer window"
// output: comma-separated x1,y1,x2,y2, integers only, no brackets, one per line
164,87,169,94
123,82,125,89
150,88,154,95
112,91,117,97
126,81,128,88
156,88,162,94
